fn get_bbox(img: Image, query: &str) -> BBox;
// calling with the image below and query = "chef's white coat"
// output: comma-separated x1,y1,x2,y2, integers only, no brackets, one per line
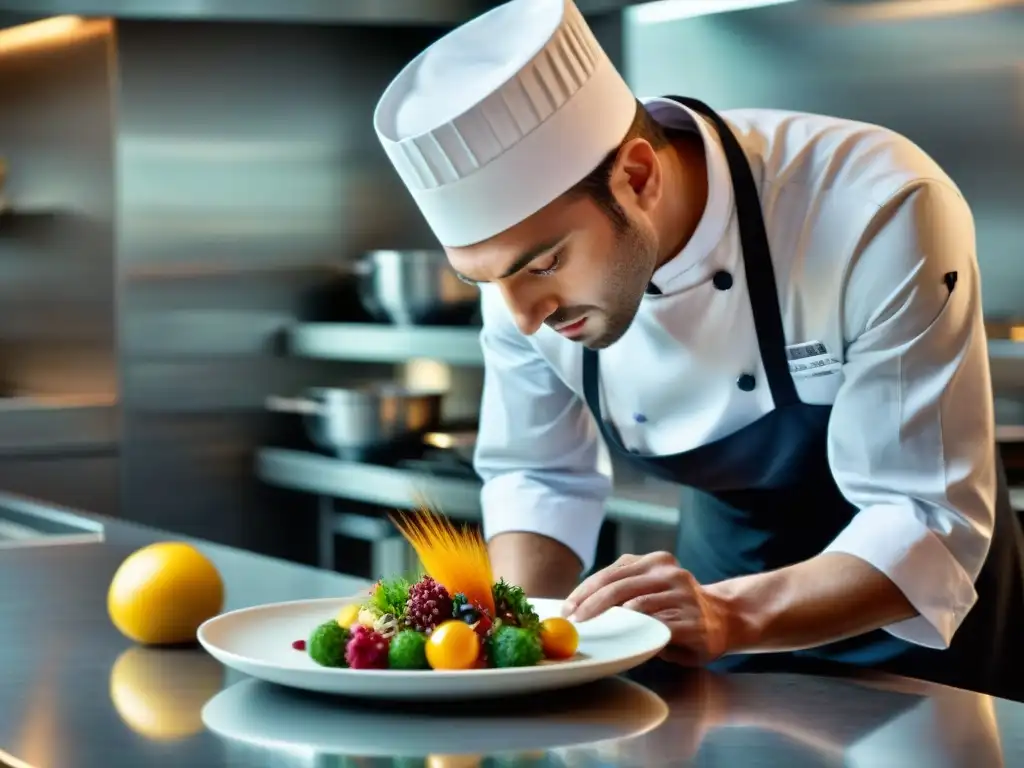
473,97,995,651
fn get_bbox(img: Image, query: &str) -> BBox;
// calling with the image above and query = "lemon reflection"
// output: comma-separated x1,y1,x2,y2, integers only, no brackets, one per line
425,756,552,767
425,756,484,768
109,646,224,741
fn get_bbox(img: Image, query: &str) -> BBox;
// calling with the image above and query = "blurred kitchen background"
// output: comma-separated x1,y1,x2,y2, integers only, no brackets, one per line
0,0,1019,581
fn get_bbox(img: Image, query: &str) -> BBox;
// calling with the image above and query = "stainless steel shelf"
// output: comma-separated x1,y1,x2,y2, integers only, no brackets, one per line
255,448,682,527
990,340,1024,359
257,448,1024,524
288,323,1023,367
288,323,483,365
0,397,118,457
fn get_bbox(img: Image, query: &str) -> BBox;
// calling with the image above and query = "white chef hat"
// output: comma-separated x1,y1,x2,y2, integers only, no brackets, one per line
373,0,637,247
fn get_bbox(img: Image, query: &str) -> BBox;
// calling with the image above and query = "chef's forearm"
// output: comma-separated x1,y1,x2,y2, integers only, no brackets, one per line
705,552,918,655
488,531,584,599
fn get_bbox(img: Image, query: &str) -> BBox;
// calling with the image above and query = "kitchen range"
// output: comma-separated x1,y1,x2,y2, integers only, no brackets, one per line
2,491,1024,768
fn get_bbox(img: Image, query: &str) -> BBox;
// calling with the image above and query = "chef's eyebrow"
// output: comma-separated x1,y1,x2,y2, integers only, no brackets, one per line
455,237,568,284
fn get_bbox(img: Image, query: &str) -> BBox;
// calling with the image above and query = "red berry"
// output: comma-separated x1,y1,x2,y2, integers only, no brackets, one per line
292,639,306,651
405,576,453,633
345,625,389,669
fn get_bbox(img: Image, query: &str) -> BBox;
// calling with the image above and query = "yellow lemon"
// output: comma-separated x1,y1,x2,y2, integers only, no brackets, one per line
107,542,224,645
336,603,361,629
109,646,224,741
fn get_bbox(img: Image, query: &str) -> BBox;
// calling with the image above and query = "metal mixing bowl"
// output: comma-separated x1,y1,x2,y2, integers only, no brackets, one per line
354,250,480,326
266,384,445,461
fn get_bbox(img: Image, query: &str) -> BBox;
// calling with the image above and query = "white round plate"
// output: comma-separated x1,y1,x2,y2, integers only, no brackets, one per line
201,675,670,758
197,595,671,701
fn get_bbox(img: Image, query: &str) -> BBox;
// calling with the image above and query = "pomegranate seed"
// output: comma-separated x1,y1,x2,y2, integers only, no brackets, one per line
292,639,306,651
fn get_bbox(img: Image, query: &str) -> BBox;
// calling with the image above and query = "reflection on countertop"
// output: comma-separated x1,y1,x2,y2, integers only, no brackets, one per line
201,674,671,762
198,667,1012,768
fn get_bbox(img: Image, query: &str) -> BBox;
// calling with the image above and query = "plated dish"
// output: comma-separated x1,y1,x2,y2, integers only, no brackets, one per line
197,506,671,700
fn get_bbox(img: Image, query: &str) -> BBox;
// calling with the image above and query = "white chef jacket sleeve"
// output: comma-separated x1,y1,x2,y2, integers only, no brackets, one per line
472,285,613,572
823,178,996,649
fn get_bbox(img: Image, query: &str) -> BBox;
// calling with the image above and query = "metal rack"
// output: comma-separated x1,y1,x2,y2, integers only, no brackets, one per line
288,323,484,365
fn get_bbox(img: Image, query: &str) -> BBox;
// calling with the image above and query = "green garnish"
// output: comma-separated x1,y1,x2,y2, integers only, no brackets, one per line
492,577,540,631
369,575,413,619
388,629,429,669
488,625,543,668
308,620,349,667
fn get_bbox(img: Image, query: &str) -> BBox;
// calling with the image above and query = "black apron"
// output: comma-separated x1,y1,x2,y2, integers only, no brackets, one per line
582,95,1024,702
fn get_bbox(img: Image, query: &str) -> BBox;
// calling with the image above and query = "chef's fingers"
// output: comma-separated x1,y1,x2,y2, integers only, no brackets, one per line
562,555,647,616
565,573,658,622
562,551,677,616
623,589,688,616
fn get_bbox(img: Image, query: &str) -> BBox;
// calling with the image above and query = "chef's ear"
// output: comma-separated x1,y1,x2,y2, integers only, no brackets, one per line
614,138,663,212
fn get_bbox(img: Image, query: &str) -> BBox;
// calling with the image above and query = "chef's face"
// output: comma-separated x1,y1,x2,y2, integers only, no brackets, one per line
445,138,664,349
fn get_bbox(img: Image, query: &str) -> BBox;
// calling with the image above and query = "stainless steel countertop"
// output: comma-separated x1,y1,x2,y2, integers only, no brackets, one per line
3,494,1024,767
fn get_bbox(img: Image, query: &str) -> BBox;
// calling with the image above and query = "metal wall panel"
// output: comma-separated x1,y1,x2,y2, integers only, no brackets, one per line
0,17,119,516
113,20,449,562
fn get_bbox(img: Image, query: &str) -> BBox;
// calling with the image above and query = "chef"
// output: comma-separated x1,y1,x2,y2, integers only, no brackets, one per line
373,0,1024,700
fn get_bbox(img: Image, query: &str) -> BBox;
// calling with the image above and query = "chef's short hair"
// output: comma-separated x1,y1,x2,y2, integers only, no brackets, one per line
567,99,674,231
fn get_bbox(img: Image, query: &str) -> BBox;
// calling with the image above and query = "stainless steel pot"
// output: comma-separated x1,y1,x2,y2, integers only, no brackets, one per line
266,384,444,461
353,249,480,326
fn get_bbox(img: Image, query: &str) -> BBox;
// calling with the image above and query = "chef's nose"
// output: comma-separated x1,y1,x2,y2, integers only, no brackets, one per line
499,282,557,336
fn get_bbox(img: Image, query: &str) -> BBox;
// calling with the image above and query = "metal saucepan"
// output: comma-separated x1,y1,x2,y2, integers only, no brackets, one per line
350,249,481,326
266,384,445,461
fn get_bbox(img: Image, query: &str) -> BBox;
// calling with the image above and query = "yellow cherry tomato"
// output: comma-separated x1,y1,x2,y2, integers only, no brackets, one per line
540,617,579,660
426,620,480,670
336,603,361,629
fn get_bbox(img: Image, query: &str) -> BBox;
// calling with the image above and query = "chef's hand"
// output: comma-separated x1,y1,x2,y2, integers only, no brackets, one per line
561,551,731,665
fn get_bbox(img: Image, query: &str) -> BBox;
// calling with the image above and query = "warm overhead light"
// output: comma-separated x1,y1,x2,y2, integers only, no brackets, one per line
828,0,1021,23
629,0,799,25
402,358,452,392
0,15,89,54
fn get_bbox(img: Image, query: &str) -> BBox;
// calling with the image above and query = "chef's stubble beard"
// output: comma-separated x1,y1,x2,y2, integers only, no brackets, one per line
585,215,660,350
